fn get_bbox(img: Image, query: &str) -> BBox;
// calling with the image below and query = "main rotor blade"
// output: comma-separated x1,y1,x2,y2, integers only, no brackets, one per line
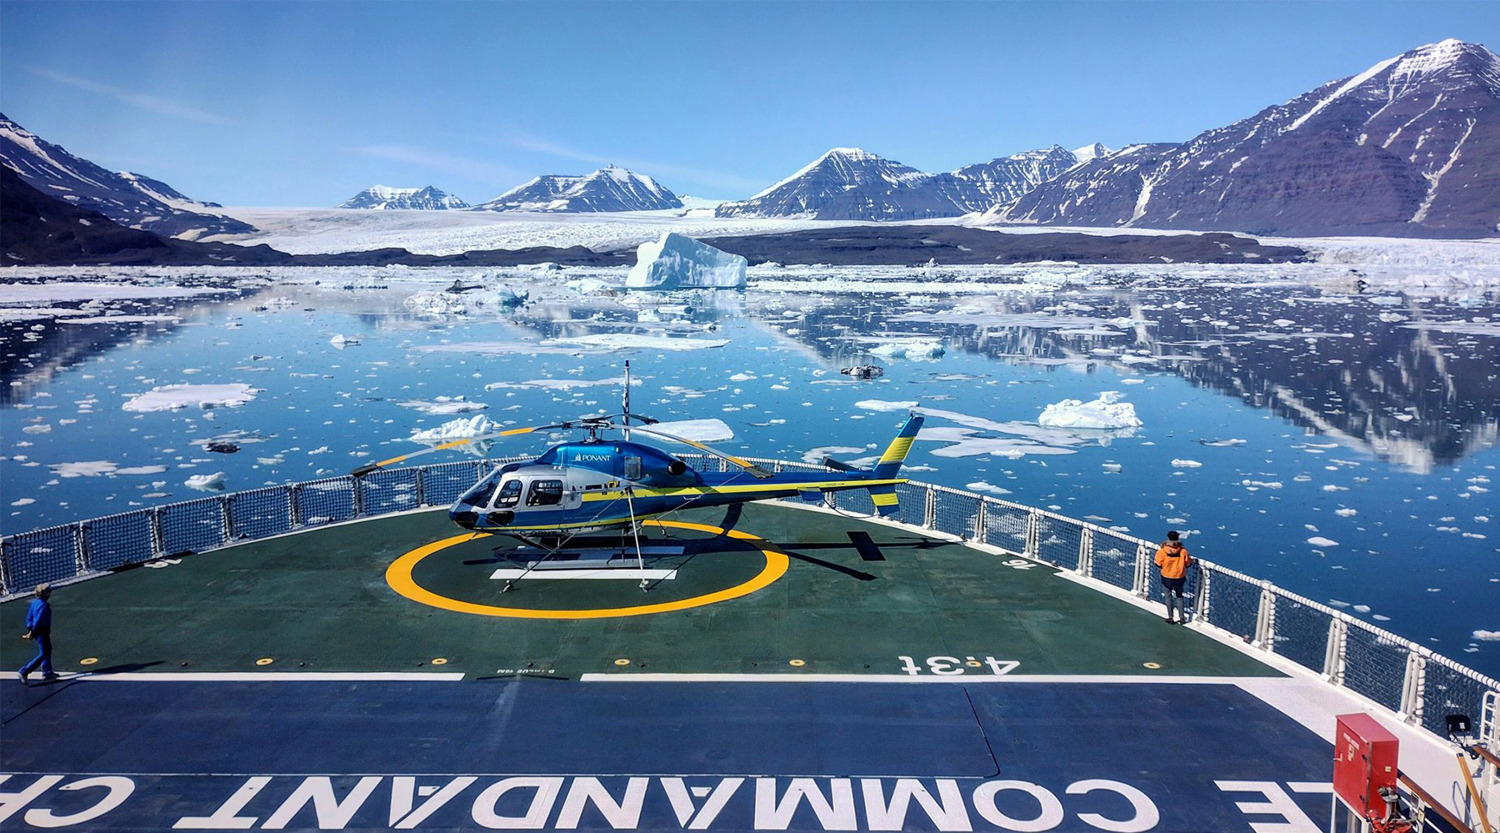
627,426,774,479
351,423,569,477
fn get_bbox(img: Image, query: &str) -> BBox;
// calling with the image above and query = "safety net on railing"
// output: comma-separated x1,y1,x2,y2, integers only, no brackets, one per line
83,510,154,572
1270,594,1335,675
983,500,1030,555
1089,529,1140,592
1,456,1495,755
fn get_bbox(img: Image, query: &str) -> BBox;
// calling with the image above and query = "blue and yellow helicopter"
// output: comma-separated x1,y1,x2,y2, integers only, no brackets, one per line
351,370,923,548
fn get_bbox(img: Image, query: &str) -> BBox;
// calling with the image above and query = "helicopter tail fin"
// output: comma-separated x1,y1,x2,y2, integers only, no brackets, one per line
867,415,923,516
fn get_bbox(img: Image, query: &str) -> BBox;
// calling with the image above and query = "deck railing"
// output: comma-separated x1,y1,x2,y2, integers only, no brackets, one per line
2,454,1496,751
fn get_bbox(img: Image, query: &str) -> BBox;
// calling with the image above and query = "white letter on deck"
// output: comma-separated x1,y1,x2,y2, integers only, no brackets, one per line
661,777,744,829
173,777,272,830
262,776,382,830
471,777,564,830
21,776,135,828
1065,780,1158,833
754,778,858,831
554,777,648,829
1214,781,1319,833
0,776,65,825
970,781,1064,832
861,779,972,832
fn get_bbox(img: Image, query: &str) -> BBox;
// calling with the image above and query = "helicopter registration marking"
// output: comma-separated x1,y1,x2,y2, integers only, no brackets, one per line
386,520,788,620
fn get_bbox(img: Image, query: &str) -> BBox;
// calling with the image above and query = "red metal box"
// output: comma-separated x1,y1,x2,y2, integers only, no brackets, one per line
1333,713,1400,818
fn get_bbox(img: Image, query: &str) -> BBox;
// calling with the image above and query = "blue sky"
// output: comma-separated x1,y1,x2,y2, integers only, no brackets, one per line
3,1,1496,207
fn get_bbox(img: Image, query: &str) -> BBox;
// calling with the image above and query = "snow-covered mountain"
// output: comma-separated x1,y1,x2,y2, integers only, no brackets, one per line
715,145,1083,220
0,112,253,238
479,166,681,212
944,146,1081,212
338,185,468,210
1004,40,1500,236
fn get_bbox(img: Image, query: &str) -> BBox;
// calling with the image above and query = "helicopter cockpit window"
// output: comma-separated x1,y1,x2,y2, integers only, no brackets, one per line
623,456,642,480
526,479,564,507
467,473,501,509
493,479,522,509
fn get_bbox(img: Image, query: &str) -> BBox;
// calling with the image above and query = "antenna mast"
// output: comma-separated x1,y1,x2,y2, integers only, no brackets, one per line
623,360,631,440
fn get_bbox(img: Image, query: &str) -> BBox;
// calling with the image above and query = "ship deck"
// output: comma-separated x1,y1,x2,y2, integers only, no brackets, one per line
0,503,1471,831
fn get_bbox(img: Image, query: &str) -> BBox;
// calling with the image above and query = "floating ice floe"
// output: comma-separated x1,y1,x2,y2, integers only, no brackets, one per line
966,481,1013,496
50,461,121,478
1474,630,1500,641
484,377,633,392
867,339,945,361
1038,392,1143,430
646,418,735,443
802,445,869,465
395,396,487,415
123,383,259,413
626,233,747,290
1172,459,1203,468
186,472,226,492
546,334,730,352
59,314,182,326
329,334,360,348
1307,536,1339,547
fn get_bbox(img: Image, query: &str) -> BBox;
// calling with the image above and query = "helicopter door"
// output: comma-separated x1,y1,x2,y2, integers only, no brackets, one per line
623,455,642,481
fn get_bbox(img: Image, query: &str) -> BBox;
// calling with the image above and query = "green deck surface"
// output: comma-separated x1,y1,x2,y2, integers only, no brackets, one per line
1,504,1279,679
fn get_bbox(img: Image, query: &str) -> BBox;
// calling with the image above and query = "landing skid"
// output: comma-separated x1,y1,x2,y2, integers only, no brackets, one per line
496,529,671,592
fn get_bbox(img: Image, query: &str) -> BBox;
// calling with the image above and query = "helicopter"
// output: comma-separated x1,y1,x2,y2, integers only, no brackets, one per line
351,365,924,569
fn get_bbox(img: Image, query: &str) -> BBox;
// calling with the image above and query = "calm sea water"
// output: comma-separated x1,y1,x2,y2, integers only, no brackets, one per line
3,269,1497,675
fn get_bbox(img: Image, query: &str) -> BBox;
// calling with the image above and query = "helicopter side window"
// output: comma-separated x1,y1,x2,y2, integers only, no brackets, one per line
623,456,642,480
526,479,564,507
493,479,522,509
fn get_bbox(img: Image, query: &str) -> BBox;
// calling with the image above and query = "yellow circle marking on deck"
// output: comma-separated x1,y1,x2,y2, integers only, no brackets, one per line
1142,662,1162,669
256,657,274,666
788,659,806,667
431,658,448,666
387,520,789,620
80,657,99,666
614,658,631,666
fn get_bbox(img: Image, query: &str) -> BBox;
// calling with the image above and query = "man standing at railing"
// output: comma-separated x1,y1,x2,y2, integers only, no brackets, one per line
17,582,56,684
1155,531,1193,624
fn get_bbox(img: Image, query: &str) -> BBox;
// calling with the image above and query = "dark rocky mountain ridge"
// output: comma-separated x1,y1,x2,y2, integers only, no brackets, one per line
0,112,254,238
1003,39,1500,237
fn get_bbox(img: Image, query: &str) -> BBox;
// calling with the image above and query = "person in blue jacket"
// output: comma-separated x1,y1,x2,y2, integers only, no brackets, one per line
18,583,55,683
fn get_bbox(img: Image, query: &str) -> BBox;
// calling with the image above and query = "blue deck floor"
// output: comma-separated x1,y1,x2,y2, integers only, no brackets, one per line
2,678,1333,831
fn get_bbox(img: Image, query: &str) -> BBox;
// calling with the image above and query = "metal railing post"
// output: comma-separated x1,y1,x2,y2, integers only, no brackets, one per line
219,496,233,542
1198,565,1213,626
1132,542,1150,597
0,537,9,595
1324,615,1349,686
1025,510,1041,560
289,485,302,528
1253,582,1276,650
923,487,936,529
352,476,365,518
1077,527,1094,576
74,521,90,572
149,507,164,559
415,467,427,508
974,499,988,543
1399,648,1427,725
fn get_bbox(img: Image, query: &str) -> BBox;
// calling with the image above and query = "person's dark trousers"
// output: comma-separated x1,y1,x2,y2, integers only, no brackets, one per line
19,629,52,677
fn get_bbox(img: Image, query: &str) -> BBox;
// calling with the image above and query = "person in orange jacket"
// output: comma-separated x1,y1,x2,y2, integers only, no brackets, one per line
1154,530,1193,624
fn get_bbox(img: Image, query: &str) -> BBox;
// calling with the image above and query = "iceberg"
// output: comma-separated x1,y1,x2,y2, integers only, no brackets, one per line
1037,391,1143,430
410,414,497,444
626,232,747,290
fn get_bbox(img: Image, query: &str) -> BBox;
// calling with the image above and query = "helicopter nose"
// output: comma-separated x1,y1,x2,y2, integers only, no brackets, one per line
450,509,478,529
